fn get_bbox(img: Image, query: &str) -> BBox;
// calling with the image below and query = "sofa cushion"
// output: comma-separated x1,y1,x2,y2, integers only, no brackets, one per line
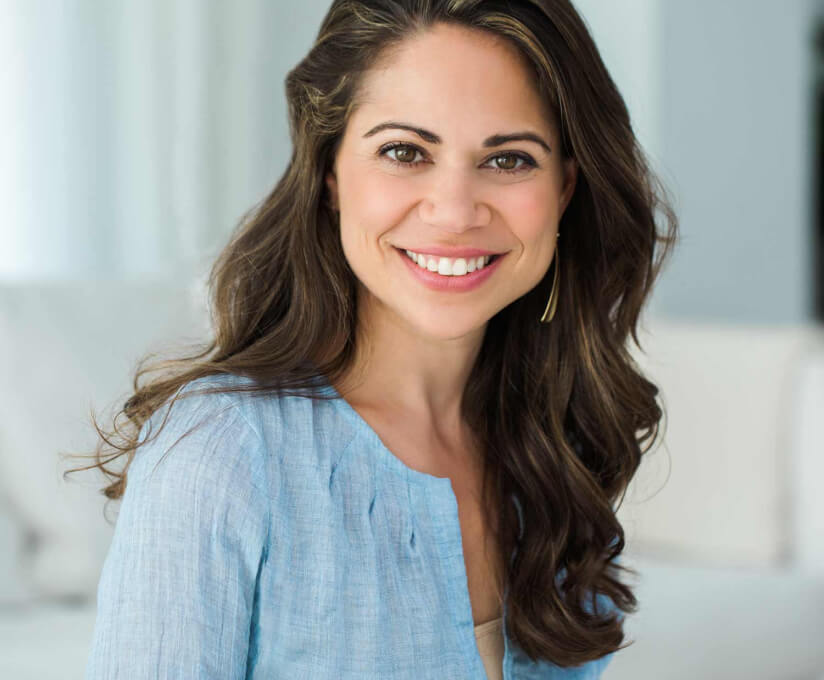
621,320,824,567
0,275,210,600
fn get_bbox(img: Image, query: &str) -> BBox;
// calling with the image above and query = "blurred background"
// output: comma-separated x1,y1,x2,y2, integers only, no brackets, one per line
0,0,822,678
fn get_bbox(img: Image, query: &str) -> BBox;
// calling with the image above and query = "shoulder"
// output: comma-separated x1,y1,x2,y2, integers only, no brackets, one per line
132,372,355,488
129,373,269,497
109,374,273,563
179,372,358,472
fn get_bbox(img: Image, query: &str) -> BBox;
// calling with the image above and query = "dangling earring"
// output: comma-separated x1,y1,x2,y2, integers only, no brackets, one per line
539,233,561,324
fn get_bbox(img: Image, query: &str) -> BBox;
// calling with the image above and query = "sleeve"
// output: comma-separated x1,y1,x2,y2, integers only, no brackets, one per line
84,385,270,680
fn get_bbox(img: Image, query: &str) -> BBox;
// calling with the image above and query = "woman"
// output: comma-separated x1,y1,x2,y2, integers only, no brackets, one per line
73,0,678,678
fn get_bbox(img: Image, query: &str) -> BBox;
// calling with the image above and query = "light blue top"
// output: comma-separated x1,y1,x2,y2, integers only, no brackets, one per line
85,372,620,679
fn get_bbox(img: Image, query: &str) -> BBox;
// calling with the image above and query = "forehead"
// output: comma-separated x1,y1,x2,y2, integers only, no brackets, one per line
350,23,556,141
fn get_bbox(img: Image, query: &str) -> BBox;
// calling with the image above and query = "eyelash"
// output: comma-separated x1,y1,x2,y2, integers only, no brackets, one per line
377,142,538,175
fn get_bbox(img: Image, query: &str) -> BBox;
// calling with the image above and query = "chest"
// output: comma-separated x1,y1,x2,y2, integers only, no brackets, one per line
448,472,505,625
357,415,506,625
255,450,507,678
248,423,610,679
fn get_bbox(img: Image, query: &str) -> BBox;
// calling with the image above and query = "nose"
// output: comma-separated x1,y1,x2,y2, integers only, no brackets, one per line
417,168,491,233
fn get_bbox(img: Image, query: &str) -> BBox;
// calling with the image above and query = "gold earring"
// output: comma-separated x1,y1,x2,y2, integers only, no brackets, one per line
539,233,561,323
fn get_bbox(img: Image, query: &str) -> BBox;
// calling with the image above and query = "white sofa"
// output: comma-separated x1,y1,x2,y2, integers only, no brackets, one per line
0,279,822,679
610,320,824,679
0,276,210,605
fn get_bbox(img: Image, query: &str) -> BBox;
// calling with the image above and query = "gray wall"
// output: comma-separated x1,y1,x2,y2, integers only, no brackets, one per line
653,0,815,323
576,0,817,324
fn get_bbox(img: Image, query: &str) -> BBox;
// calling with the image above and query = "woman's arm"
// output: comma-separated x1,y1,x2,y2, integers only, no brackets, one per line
84,386,270,679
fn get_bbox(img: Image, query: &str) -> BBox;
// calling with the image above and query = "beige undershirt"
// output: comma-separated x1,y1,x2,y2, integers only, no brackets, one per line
474,616,504,680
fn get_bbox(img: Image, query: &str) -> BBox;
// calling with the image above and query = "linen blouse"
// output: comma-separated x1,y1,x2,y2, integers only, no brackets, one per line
84,372,621,679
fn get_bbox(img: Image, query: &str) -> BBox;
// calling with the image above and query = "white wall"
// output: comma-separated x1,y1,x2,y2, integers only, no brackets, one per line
572,0,663,162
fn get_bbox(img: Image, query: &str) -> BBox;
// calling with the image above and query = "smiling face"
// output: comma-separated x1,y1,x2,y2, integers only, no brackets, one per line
325,22,577,343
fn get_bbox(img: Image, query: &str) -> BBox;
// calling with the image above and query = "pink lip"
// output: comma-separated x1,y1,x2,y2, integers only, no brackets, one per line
395,245,502,258
396,248,505,292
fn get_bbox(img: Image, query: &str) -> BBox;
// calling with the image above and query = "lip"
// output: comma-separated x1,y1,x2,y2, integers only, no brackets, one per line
395,245,503,258
395,247,506,292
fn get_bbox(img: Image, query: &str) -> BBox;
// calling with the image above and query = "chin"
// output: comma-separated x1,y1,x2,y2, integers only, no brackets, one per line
400,308,490,342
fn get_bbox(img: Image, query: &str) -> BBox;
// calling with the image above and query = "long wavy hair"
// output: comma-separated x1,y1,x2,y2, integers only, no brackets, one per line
65,0,678,668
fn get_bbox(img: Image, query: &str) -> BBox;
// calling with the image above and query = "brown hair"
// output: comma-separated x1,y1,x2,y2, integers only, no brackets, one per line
65,0,678,668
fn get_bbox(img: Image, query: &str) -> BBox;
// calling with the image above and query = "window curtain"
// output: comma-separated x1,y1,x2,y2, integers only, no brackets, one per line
0,0,323,281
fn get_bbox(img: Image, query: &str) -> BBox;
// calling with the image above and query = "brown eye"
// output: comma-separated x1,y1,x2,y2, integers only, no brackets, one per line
393,145,418,163
494,154,519,171
379,143,426,167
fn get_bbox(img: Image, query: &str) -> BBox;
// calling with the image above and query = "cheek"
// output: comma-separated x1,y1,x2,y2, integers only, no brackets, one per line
340,162,412,230
338,171,412,264
502,184,559,245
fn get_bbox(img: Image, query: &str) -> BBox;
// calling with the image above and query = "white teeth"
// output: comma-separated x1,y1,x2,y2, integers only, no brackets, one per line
402,249,493,276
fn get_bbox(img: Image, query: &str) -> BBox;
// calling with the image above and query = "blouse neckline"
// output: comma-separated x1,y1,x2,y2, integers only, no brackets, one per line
314,369,518,676
316,373,458,491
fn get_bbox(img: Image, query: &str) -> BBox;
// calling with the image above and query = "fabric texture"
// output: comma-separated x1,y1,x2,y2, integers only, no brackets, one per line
85,372,622,679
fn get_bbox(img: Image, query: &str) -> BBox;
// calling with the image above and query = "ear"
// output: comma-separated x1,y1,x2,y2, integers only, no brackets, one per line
559,158,578,216
325,170,339,211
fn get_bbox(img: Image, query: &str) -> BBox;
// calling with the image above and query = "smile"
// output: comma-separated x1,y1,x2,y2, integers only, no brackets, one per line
394,247,506,292
401,249,500,277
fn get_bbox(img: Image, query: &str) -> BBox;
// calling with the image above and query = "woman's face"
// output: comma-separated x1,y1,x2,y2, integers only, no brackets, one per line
326,22,577,342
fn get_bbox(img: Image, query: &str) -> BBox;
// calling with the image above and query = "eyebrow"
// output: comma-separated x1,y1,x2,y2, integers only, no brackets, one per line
362,121,552,154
